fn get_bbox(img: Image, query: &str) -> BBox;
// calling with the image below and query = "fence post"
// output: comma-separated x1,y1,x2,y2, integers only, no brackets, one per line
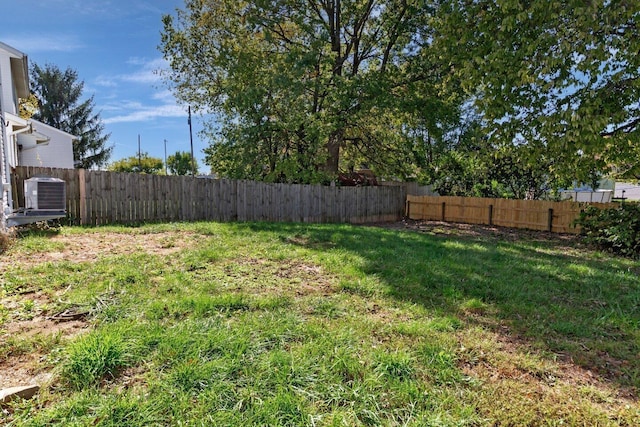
441,202,446,221
406,199,410,218
78,169,88,225
547,208,553,232
488,204,493,226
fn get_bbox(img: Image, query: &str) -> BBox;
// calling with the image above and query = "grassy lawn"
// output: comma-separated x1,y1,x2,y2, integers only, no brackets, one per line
1,221,639,426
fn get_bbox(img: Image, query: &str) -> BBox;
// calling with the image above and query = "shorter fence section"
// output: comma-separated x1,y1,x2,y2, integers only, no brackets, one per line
406,195,619,234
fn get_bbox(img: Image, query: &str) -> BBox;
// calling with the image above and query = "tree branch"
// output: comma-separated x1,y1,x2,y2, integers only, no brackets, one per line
600,117,640,137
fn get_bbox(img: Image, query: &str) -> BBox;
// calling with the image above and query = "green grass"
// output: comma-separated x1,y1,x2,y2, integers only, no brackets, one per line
1,221,639,426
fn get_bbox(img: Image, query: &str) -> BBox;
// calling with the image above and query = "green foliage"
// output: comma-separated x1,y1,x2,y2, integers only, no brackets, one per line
108,152,164,174
159,0,639,188
374,350,416,381
30,63,112,169
486,144,562,199
429,137,558,199
576,204,640,258
167,150,198,175
434,0,640,184
161,0,460,183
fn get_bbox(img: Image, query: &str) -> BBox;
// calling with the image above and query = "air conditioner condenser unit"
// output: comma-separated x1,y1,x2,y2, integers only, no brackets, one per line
25,176,66,211
6,176,67,227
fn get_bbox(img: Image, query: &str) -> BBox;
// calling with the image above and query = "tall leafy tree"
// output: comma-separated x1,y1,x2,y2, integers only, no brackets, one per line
31,63,112,169
167,150,199,175
434,0,640,184
160,0,458,183
108,153,164,174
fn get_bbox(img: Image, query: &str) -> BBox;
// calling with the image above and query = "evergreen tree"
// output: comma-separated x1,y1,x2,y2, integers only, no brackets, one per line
31,63,112,169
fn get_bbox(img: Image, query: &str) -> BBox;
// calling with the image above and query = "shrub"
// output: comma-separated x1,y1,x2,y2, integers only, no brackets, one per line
575,203,640,258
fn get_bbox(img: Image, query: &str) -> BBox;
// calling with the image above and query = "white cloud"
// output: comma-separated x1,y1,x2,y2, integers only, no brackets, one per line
152,89,175,102
120,69,162,84
94,76,118,87
103,103,186,124
1,34,83,53
95,57,169,87
101,100,145,112
89,57,181,125
46,0,128,19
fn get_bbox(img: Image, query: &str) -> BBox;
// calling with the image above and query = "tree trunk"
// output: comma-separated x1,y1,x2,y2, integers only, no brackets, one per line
325,0,342,175
326,129,342,174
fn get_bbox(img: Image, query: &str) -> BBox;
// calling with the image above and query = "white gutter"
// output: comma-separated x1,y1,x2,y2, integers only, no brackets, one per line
1,111,11,231
7,122,33,138
1,118,39,230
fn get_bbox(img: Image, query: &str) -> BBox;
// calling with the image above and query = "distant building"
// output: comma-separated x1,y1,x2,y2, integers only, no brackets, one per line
614,182,640,201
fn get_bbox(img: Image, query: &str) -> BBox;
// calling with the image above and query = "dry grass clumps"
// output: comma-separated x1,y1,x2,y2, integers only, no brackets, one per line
0,230,15,254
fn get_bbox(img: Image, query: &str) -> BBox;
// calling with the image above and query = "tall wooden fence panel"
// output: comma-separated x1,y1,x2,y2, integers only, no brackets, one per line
12,167,405,226
406,195,619,234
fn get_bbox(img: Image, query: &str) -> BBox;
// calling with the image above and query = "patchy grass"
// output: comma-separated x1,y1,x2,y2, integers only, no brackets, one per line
1,221,639,426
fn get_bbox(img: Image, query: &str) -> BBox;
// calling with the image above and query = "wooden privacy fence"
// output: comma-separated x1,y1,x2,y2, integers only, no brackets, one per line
12,167,406,226
406,195,619,234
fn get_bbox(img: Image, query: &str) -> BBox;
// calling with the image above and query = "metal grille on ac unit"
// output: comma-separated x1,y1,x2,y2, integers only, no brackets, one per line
25,177,66,211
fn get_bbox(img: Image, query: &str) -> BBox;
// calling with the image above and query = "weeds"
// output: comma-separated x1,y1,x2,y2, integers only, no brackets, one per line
61,330,130,390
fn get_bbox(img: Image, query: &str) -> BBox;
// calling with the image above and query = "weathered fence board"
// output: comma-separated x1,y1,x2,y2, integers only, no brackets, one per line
12,167,406,226
406,195,619,234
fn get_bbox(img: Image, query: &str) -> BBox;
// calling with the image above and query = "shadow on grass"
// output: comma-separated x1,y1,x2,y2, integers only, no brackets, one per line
243,221,640,395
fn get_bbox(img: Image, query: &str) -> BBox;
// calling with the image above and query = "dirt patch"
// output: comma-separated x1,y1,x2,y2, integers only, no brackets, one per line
221,257,336,297
459,328,639,417
0,231,200,273
373,219,583,244
3,315,87,339
0,319,87,385
0,290,89,390
0,352,54,390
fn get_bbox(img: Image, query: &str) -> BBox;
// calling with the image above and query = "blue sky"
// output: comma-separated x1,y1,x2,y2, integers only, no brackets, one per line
0,0,210,171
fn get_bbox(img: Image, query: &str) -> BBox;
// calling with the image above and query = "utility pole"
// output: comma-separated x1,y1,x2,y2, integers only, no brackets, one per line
164,139,168,175
137,134,141,172
188,106,195,176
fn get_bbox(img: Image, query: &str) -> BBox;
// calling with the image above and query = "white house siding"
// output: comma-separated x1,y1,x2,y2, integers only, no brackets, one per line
0,53,17,117
1,115,9,225
0,49,13,220
0,42,27,117
17,120,75,169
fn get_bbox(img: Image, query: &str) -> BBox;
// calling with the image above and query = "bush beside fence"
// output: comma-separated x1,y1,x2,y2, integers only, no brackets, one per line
12,167,406,226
